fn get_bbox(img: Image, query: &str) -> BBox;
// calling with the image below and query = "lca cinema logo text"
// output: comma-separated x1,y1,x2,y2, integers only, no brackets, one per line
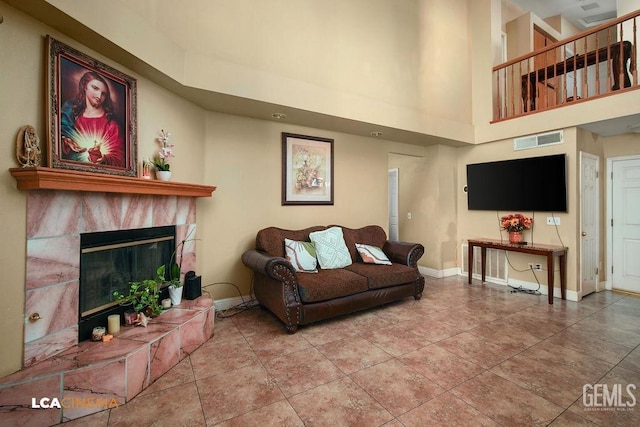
583,383,637,411
31,396,119,409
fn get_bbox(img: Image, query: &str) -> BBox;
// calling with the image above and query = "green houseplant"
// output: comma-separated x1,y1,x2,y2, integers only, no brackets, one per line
112,278,163,318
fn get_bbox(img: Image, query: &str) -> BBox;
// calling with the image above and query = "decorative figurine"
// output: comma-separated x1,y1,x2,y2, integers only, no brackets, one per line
16,125,42,167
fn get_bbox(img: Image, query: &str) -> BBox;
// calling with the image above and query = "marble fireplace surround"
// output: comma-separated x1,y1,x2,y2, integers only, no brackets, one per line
0,169,217,424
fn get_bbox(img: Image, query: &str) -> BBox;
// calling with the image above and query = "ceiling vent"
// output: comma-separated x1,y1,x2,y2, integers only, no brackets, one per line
513,130,563,151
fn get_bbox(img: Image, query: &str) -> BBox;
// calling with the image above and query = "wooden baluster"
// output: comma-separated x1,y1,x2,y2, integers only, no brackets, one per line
573,40,578,102
563,44,568,102
595,31,600,96
582,35,588,99
633,17,637,86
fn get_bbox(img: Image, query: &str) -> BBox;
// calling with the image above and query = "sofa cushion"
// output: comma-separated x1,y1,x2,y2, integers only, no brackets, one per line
284,238,318,273
256,226,325,257
345,263,418,290
338,225,388,262
309,226,352,269
297,269,369,303
355,243,392,265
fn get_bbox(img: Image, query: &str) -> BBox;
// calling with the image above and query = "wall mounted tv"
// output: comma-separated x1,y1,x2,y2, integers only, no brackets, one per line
466,154,567,212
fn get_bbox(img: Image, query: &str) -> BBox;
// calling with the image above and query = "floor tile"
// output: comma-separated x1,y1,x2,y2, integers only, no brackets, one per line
288,376,394,426
451,371,565,426
196,364,284,425
216,400,304,426
350,358,445,416
398,392,501,426
317,337,392,374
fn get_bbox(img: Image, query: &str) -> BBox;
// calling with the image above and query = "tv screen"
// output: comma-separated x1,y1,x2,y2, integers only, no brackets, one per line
466,154,567,212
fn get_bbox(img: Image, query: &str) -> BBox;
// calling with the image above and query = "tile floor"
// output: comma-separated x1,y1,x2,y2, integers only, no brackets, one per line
59,276,640,426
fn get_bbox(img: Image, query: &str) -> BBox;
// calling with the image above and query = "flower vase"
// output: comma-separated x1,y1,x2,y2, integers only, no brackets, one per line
509,231,523,244
156,171,171,181
168,285,183,305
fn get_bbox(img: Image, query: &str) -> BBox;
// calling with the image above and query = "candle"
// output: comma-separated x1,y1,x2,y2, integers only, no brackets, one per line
107,314,121,334
162,298,172,309
123,310,138,325
92,327,106,341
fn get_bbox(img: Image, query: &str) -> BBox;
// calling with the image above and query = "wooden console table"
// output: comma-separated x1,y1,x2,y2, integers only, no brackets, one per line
467,238,567,304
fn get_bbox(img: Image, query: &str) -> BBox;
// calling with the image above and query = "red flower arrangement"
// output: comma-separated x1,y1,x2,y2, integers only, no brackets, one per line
500,213,533,232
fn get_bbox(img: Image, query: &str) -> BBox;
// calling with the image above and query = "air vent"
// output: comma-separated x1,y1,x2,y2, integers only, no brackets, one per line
513,130,563,151
581,3,600,12
579,10,617,26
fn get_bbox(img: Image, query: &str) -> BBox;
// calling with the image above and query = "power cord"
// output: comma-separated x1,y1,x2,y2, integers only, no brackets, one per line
203,274,259,319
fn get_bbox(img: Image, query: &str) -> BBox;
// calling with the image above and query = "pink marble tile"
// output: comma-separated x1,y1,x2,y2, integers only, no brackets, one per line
81,193,122,233
70,338,146,367
27,191,81,238
62,359,126,421
126,346,150,401
116,322,177,343
26,236,80,289
0,356,77,386
180,311,206,356
0,374,62,427
25,281,79,342
149,328,180,383
152,195,177,227
154,308,200,325
176,196,196,225
121,195,153,229
24,326,78,368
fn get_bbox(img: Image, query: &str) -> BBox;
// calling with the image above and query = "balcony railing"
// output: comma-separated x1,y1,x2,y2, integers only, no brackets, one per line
493,10,639,122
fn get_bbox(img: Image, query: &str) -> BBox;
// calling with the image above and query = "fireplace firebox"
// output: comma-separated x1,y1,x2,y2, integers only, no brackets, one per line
78,225,176,341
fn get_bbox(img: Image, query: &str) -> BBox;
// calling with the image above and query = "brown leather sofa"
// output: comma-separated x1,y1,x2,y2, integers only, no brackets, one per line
241,225,425,333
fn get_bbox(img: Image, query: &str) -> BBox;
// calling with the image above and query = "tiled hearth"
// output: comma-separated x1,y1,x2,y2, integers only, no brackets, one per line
0,186,214,425
0,297,215,425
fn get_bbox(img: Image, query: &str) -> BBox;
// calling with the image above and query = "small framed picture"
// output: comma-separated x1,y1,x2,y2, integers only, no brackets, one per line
46,36,137,176
282,132,334,205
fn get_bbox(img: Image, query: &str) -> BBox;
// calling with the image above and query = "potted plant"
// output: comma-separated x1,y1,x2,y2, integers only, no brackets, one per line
153,129,174,181
500,213,533,244
112,278,163,320
158,227,195,305
157,263,183,305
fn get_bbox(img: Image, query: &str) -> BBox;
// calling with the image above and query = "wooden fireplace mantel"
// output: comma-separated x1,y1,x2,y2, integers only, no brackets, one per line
9,167,216,197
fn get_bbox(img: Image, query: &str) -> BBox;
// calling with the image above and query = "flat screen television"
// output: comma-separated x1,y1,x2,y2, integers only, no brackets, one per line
466,154,567,212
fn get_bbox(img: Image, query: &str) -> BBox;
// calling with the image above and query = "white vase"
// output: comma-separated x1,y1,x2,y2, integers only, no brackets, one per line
156,170,171,181
168,285,183,305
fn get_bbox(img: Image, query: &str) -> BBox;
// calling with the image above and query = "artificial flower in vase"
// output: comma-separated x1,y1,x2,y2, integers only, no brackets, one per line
153,129,174,181
500,213,533,244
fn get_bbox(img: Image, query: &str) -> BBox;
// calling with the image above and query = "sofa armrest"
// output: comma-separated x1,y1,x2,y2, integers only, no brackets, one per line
241,249,296,280
383,241,424,268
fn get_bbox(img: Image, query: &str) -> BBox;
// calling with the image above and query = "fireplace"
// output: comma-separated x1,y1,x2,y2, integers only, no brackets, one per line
78,226,176,341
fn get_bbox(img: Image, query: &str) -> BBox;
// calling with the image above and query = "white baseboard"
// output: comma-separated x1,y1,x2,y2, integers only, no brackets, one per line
211,295,255,311
419,266,458,278
478,276,579,302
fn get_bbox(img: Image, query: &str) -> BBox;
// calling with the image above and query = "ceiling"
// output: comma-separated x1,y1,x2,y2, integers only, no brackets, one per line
510,0,618,31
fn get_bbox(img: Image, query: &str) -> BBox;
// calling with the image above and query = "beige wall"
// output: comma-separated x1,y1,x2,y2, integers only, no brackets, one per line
456,130,578,291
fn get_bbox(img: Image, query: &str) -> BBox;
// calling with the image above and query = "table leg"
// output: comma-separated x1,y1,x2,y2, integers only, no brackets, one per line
547,254,554,304
559,254,566,300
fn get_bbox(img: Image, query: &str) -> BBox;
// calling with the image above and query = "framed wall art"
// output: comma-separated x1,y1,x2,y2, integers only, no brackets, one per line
282,132,334,205
46,36,137,176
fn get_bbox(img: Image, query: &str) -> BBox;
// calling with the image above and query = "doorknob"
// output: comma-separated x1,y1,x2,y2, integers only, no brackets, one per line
582,231,587,236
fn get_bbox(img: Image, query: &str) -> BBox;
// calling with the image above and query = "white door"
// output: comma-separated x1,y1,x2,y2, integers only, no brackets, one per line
580,152,599,297
611,157,640,293
388,168,399,241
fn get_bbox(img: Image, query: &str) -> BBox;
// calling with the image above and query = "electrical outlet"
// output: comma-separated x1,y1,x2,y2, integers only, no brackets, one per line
546,216,560,225
535,263,542,271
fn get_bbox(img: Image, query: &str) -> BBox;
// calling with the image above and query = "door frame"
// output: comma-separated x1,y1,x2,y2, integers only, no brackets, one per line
388,168,399,241
605,154,640,290
579,152,599,298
